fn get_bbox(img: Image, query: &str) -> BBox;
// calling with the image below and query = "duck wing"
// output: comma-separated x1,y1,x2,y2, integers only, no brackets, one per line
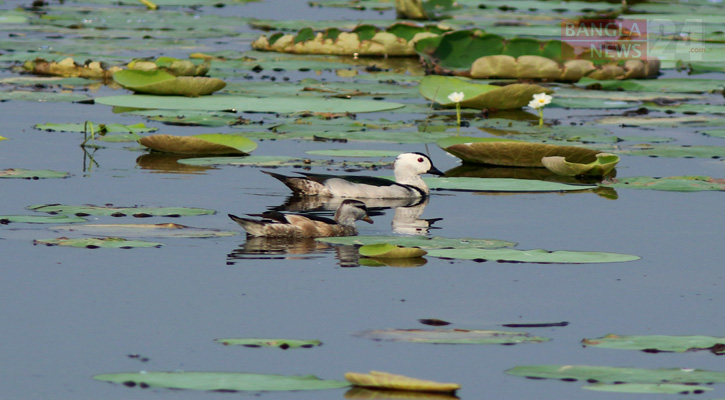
299,172,397,187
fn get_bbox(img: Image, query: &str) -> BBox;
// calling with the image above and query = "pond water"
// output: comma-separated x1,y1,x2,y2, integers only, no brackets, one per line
1,1,724,399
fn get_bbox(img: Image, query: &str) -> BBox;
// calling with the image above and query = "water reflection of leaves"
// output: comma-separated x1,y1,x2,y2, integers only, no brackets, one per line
135,153,216,174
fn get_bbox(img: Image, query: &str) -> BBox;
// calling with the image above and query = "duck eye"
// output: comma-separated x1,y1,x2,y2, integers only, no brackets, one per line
418,157,424,163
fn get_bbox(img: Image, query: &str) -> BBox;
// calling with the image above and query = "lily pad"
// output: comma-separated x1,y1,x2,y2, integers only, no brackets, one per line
112,70,226,97
419,75,553,110
345,371,460,393
354,328,549,344
93,371,349,391
178,155,311,167
318,235,516,249
596,115,725,127
601,176,725,192
305,149,402,157
506,365,725,384
49,223,237,238
582,334,725,354
0,215,86,224
23,57,123,79
215,338,322,349
33,237,163,249
426,248,640,264
424,177,597,192
0,169,69,179
437,137,605,168
95,95,405,113
583,383,711,394
139,134,257,155
613,145,725,159
34,122,156,134
541,153,619,177
359,243,427,258
28,204,215,217
128,57,211,76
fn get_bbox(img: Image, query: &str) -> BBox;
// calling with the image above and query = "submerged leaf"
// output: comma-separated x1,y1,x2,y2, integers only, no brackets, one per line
139,134,257,155
359,243,427,258
94,371,349,391
215,338,321,349
582,334,725,354
354,328,549,344
345,371,460,393
33,237,162,249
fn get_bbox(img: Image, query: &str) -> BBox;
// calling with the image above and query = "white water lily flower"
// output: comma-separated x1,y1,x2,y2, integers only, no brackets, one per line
447,91,464,103
528,92,553,109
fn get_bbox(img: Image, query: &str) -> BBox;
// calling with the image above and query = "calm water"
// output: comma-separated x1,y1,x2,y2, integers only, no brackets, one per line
1,1,724,400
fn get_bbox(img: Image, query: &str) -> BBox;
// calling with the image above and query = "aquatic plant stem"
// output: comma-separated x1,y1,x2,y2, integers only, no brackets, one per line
456,103,461,132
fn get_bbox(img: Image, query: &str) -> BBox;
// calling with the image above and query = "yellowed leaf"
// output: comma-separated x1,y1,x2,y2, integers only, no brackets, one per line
345,371,460,393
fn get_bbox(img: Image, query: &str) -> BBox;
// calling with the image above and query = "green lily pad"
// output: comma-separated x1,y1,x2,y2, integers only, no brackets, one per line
95,95,405,114
33,237,163,249
28,204,215,217
215,338,322,349
94,371,349,391
139,134,257,155
541,153,619,177
700,129,725,139
437,137,604,168
601,176,725,192
34,122,156,134
50,223,237,238
613,145,725,158
354,329,549,344
583,383,711,394
112,69,226,97
0,215,87,224
582,334,725,354
0,169,69,179
359,243,427,258
128,57,211,76
318,235,517,249
596,115,725,127
419,75,554,110
423,177,597,192
578,77,725,93
506,365,725,384
178,155,310,167
426,248,640,264
305,149,402,157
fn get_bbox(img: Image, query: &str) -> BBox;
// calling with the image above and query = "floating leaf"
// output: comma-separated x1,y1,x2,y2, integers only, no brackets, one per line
583,383,711,394
50,223,237,238
419,75,553,110
139,134,257,155
426,248,640,264
23,57,122,79
354,328,549,344
582,334,725,354
345,371,460,393
93,371,349,391
601,176,725,192
0,215,86,224
437,137,604,168
215,338,322,349
541,153,619,177
506,365,725,384
95,95,405,113
359,243,427,258
596,115,725,127
317,235,516,249
128,57,211,76
113,69,226,96
178,155,311,167
34,122,156,134
613,145,725,159
28,204,215,217
305,149,401,157
33,237,162,249
424,177,597,192
0,169,69,179
578,77,724,93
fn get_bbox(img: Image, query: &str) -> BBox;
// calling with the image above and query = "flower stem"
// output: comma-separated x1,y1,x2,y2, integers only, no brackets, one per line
538,108,544,127
456,103,461,132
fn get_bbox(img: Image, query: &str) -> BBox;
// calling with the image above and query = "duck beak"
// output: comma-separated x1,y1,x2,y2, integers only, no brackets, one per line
427,165,444,176
362,215,374,224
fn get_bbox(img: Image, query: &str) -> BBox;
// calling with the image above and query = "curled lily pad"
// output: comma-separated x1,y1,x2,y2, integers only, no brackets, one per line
0,168,69,179
354,328,549,345
582,334,725,354
93,371,349,391
23,57,122,79
506,365,725,384
215,338,321,349
541,153,619,177
359,243,427,259
419,75,553,110
28,204,215,217
252,23,448,56
139,134,257,155
345,371,460,393
33,237,162,249
113,69,226,97
128,57,211,76
438,137,604,168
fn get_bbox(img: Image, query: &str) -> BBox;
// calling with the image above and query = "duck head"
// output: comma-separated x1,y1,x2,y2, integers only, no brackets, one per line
394,153,444,181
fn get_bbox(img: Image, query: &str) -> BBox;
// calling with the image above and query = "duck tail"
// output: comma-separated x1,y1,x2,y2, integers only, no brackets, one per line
228,214,265,236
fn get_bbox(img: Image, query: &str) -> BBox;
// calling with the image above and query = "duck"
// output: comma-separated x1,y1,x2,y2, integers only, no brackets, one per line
228,199,373,238
262,152,443,199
